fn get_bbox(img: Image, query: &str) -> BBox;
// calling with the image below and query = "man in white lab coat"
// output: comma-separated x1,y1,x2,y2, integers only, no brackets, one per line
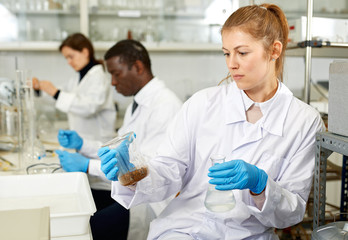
56,39,182,240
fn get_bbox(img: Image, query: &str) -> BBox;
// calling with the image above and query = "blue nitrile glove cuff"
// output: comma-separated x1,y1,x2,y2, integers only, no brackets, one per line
249,167,268,194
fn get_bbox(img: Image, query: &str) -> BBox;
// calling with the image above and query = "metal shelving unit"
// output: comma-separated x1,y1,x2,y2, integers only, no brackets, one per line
299,0,348,104
313,131,348,230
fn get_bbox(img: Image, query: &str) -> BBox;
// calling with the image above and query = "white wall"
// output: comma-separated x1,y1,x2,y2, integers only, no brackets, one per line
0,49,338,110
0,50,228,115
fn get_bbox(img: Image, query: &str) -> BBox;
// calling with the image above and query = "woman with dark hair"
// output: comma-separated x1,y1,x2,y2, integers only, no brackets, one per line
33,33,116,142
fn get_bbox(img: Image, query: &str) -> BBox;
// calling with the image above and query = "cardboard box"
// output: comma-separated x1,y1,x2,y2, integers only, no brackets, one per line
0,172,96,238
328,61,348,137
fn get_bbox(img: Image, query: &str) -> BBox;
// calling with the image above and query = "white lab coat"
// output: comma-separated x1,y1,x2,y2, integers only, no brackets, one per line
80,77,183,239
55,64,116,142
111,81,325,240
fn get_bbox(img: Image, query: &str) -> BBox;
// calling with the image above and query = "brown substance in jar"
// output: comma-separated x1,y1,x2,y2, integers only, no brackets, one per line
119,167,148,186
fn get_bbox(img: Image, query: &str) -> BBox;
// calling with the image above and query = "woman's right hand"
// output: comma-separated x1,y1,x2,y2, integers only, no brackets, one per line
32,77,40,90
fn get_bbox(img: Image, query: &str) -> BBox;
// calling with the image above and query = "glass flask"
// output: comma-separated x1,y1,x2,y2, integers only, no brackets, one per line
204,154,236,212
101,132,148,186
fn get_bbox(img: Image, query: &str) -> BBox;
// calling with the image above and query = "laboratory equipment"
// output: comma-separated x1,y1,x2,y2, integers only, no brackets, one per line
101,132,148,186
0,77,17,152
204,154,236,212
26,163,62,174
16,70,46,172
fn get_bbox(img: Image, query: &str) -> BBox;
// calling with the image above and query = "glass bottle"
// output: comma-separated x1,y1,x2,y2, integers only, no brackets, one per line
204,154,236,212
101,132,148,186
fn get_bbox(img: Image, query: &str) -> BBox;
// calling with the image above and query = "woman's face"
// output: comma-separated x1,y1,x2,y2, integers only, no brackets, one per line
61,46,90,72
222,28,277,102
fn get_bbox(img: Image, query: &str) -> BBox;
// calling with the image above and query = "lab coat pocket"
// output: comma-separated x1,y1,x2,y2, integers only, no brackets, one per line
256,152,286,181
192,196,251,240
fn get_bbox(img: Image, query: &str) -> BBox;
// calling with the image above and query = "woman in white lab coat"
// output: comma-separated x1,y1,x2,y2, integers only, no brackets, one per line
33,33,116,142
99,4,325,240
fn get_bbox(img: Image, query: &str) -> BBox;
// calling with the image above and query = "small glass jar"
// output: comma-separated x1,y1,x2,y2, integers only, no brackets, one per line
204,154,236,212
101,132,148,186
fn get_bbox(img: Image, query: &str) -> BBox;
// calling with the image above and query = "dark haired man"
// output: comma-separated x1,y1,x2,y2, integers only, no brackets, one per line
56,39,182,240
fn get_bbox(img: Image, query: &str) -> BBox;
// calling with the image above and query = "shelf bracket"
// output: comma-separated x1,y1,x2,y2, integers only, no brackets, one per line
297,40,331,48
340,156,348,220
313,134,331,230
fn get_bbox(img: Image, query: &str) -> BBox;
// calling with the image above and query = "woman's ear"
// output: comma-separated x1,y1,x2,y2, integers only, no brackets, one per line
271,40,283,60
81,48,89,59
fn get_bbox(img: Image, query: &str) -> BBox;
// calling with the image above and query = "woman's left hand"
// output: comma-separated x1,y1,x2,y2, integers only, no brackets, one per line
208,159,268,194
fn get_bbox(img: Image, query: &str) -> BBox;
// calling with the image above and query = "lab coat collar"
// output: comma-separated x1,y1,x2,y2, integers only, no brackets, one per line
225,82,247,124
240,80,281,114
261,83,293,136
225,81,293,137
133,77,164,109
241,90,254,112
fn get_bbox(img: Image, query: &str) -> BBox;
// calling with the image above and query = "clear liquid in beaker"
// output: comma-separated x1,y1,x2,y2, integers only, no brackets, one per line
204,184,236,212
204,154,236,212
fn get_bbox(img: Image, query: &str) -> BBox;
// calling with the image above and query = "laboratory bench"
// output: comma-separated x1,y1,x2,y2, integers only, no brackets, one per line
0,132,95,240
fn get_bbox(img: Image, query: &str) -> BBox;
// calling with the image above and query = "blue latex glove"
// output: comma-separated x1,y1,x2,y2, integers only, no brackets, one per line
98,134,135,181
208,159,268,194
55,150,89,173
57,129,83,150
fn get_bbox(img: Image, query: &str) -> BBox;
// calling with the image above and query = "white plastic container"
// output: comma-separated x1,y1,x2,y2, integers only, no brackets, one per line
312,221,348,239
0,172,96,238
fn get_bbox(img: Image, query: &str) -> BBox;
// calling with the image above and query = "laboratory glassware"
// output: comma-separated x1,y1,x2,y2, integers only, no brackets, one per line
204,154,236,212
0,77,17,152
16,70,45,173
101,132,148,186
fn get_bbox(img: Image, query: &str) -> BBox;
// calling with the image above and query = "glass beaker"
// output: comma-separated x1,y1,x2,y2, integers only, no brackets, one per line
101,132,148,186
204,154,236,212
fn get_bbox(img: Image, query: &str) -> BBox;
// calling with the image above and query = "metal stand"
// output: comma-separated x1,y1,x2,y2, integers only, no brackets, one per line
340,156,348,220
313,132,348,230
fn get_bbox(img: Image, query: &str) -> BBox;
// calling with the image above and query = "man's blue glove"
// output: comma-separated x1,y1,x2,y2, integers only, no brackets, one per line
98,147,119,181
208,159,268,194
55,150,89,173
98,134,135,181
57,129,83,150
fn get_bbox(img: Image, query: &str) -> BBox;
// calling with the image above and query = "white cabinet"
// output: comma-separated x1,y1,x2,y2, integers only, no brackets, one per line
1,0,348,53
0,0,236,51
0,0,80,42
